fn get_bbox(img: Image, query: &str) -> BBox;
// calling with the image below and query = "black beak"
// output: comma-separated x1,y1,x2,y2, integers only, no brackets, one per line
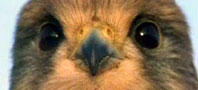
76,30,114,76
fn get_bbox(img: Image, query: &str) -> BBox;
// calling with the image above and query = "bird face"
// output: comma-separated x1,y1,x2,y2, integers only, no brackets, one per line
11,0,198,90
38,3,150,89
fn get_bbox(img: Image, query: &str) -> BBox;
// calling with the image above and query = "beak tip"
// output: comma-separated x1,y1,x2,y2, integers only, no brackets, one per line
91,71,97,76
89,64,99,76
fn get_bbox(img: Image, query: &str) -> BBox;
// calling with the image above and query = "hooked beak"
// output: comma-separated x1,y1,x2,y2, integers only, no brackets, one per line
76,29,116,76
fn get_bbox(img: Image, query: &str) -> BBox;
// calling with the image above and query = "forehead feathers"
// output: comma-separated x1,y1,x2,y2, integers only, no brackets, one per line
19,0,186,35
44,0,142,30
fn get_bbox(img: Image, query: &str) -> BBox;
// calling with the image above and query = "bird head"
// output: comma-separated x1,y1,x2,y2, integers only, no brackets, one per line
11,0,198,90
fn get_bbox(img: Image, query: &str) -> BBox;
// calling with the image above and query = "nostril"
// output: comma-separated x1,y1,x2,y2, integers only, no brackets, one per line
78,29,84,38
104,28,114,40
80,29,84,35
107,28,112,36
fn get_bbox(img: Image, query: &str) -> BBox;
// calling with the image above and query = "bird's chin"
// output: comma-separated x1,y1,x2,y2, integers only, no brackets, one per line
39,58,153,90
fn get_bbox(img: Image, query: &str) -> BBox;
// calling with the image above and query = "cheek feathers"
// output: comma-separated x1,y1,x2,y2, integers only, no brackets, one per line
41,59,152,90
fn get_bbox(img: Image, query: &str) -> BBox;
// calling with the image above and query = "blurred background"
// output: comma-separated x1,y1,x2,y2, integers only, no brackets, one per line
0,0,197,90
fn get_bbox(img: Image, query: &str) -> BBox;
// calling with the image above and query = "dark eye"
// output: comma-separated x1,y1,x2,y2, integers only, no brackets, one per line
134,22,160,49
39,23,64,51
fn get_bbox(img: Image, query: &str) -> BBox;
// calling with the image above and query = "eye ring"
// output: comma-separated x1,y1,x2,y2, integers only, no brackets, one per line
39,22,64,51
131,20,161,49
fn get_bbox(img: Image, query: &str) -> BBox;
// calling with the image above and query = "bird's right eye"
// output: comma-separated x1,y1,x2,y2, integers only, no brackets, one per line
39,23,64,51
133,21,160,49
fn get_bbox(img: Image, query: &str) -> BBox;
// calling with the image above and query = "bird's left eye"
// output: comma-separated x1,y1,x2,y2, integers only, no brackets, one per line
39,23,64,51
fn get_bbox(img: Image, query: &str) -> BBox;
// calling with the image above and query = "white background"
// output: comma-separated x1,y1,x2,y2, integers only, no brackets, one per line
0,0,197,90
